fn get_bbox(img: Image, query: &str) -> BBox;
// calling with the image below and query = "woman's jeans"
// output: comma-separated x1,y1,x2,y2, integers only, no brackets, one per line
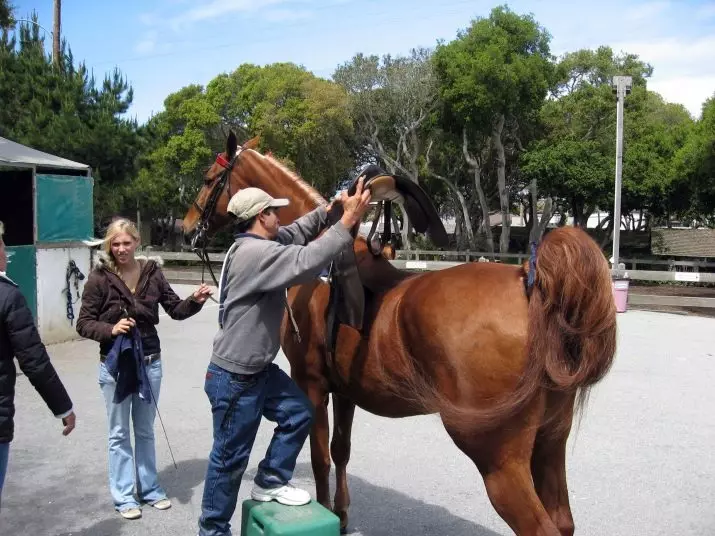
98,358,167,511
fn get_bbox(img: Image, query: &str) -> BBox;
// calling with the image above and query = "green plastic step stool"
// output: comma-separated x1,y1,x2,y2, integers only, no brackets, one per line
240,499,340,536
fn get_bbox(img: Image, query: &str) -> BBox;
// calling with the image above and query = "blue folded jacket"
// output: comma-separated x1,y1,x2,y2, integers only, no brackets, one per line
104,327,153,404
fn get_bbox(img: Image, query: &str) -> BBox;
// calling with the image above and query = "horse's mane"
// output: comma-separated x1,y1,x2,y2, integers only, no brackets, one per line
249,150,327,208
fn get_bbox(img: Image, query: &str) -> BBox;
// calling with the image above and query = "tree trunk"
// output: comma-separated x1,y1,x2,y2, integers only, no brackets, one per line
431,174,475,249
528,179,553,245
492,114,510,253
599,217,614,250
462,128,494,255
397,204,411,250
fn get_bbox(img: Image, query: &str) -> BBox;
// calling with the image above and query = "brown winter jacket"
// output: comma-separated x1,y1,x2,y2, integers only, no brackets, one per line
76,253,203,356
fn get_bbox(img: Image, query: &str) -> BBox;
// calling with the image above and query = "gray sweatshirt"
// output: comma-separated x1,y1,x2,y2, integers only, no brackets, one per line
211,206,353,375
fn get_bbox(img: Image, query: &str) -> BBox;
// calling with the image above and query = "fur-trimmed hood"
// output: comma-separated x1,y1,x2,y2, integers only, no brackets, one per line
92,251,165,271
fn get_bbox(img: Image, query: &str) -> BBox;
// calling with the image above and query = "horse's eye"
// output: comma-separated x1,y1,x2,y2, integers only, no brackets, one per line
203,176,214,185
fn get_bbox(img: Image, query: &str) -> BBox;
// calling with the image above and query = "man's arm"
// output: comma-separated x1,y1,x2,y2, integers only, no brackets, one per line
4,289,73,419
245,222,353,293
276,206,329,246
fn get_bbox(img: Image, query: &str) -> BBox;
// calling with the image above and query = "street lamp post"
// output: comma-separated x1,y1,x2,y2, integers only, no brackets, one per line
611,75,632,274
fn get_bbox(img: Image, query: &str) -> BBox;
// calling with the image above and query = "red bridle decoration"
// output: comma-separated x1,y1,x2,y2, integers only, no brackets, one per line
215,154,231,168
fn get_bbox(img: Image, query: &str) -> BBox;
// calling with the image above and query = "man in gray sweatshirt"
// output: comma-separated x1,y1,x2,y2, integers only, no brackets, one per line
198,179,371,536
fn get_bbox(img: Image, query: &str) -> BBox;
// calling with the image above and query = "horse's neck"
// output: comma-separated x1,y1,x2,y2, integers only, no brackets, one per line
243,152,324,225
282,187,321,224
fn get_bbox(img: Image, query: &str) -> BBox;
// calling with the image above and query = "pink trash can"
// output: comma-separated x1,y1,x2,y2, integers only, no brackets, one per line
612,278,630,313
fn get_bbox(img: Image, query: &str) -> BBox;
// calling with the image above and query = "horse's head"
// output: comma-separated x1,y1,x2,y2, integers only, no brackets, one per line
183,132,253,243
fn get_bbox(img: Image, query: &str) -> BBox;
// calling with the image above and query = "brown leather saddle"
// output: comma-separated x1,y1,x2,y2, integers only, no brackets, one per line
324,165,448,355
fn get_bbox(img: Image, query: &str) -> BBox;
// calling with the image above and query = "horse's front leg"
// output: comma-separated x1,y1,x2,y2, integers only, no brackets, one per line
331,392,356,533
305,385,332,510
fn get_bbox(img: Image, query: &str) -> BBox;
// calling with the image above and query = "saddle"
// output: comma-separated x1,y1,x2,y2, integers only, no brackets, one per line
324,165,448,355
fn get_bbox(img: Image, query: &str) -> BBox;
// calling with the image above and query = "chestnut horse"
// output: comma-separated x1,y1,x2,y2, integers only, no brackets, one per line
183,133,617,536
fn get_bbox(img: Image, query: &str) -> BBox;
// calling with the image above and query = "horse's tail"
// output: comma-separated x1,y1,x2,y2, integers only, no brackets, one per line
526,227,617,404
401,227,617,433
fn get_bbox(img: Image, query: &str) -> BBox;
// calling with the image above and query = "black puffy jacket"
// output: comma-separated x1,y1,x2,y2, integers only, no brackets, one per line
0,274,73,443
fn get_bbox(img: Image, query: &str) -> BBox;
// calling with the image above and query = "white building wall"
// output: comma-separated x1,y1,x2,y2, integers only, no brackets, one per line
36,246,92,344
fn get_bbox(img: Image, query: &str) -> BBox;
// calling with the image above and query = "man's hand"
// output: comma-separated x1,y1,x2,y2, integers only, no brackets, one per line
339,177,372,229
111,318,136,336
62,412,76,436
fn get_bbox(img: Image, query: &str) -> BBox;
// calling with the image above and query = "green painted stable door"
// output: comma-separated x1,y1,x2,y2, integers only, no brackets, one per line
36,174,93,243
5,245,37,319
241,500,340,536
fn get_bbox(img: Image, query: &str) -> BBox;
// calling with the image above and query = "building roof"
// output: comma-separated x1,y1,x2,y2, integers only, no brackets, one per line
0,136,89,171
651,228,715,258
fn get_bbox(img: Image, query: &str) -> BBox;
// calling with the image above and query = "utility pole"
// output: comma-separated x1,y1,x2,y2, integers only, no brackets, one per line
610,75,632,273
53,0,61,66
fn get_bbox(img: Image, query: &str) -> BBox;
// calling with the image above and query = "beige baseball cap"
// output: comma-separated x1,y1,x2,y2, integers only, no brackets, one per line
227,187,290,222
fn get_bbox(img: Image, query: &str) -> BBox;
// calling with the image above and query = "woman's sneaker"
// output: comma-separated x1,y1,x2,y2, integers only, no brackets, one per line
251,483,311,506
119,507,142,520
149,498,172,510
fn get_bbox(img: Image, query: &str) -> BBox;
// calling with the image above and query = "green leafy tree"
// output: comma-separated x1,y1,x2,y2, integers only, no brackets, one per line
0,0,12,30
0,16,142,227
434,5,554,252
670,96,715,226
136,63,355,239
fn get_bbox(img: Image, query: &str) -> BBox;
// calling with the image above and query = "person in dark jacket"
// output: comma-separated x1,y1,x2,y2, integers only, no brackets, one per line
76,218,212,520
0,220,75,511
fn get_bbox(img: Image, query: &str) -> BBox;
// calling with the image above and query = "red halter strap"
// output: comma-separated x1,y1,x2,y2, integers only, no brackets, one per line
215,154,231,169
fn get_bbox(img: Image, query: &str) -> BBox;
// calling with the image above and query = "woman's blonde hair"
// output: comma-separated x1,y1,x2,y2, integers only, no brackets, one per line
103,218,140,273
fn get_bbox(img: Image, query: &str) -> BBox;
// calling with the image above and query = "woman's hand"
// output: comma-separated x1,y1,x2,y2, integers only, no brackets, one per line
192,284,214,304
111,317,136,336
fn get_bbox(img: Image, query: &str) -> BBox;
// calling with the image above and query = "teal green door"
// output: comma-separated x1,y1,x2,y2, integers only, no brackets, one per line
36,174,93,242
5,245,37,320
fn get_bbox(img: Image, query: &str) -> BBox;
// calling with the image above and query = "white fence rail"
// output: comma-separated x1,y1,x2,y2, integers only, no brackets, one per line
151,250,715,310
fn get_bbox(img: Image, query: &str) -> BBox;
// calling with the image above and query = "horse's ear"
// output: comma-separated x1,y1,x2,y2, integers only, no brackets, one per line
226,131,238,157
242,135,261,150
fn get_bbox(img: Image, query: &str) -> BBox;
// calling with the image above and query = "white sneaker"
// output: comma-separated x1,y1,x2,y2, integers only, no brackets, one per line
251,483,311,506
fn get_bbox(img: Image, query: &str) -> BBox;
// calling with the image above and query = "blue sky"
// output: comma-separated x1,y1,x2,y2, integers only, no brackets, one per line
10,0,715,124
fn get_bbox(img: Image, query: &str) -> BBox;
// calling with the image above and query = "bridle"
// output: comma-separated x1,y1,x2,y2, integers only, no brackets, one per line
190,148,244,288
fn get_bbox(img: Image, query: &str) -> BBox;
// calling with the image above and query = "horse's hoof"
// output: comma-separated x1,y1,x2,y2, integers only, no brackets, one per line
340,525,349,535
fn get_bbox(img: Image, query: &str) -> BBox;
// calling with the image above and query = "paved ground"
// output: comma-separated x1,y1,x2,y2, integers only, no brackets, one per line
1,284,714,535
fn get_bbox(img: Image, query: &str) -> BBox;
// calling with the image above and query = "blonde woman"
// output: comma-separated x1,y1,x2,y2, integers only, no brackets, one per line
77,218,212,520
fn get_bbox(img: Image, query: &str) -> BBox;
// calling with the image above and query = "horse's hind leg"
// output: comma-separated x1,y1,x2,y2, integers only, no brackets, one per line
444,404,561,536
531,392,576,536
330,393,356,533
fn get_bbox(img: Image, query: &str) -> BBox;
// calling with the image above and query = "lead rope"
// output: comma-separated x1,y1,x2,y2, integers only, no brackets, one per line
64,260,85,325
285,290,302,343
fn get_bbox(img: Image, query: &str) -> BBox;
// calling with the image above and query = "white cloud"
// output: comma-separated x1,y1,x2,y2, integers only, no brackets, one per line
139,13,160,26
697,3,715,19
168,0,293,31
264,9,312,23
611,35,715,117
135,31,158,54
648,75,715,117
624,1,671,21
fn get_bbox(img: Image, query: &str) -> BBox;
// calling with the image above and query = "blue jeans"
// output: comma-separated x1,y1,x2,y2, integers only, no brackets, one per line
198,362,314,536
0,441,8,511
98,358,167,511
